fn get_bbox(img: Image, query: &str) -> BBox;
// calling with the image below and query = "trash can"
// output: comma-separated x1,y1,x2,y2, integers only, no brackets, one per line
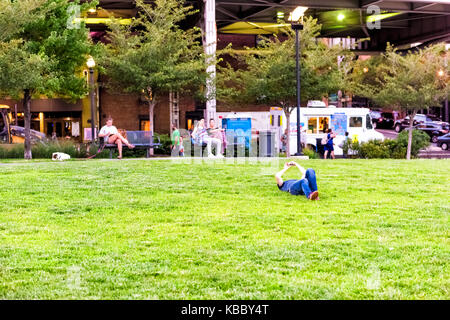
259,130,276,157
316,138,325,156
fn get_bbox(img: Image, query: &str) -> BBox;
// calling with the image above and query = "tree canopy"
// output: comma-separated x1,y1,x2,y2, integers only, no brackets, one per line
0,0,96,158
100,0,207,134
351,43,449,159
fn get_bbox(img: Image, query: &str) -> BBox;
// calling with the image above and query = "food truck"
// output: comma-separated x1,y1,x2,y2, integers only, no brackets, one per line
217,104,384,156
289,106,385,155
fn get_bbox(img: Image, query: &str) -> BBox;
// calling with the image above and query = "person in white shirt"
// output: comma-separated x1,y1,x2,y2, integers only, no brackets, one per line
98,117,134,159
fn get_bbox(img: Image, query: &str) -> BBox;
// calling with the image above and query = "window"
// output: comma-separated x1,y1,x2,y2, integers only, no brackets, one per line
350,117,363,128
307,116,330,134
140,120,150,131
366,114,373,129
319,117,329,133
307,117,317,134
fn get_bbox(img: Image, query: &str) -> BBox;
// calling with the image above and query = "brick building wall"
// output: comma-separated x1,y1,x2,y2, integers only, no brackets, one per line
99,90,143,130
99,89,196,134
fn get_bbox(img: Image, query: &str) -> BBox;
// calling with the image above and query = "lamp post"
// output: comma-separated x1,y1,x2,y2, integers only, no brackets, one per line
289,6,308,156
86,56,96,142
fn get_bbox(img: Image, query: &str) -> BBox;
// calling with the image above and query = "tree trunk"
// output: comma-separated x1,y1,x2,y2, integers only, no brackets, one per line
406,110,416,160
285,111,291,158
148,100,155,156
23,89,32,160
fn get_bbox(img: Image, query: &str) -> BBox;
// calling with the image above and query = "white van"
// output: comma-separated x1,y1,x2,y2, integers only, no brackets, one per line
288,107,384,155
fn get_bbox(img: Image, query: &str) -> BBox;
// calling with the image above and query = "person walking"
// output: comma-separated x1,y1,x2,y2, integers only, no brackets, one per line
171,122,184,157
323,128,336,160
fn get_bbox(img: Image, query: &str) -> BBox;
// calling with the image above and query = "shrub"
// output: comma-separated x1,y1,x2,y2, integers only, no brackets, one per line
396,129,430,157
154,133,171,155
350,129,430,159
302,146,320,159
0,141,109,159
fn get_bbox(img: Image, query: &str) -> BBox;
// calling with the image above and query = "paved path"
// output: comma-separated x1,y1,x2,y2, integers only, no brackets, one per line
418,145,450,159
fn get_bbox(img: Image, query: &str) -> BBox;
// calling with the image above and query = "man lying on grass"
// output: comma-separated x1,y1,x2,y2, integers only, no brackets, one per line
275,161,319,200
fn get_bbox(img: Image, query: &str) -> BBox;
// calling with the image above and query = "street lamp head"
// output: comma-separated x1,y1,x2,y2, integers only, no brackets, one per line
288,6,308,23
86,56,96,69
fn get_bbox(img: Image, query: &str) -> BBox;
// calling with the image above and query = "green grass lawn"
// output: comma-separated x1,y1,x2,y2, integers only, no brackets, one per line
0,158,448,299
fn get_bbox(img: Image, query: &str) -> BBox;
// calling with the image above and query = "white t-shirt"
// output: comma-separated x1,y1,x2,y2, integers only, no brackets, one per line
99,125,118,140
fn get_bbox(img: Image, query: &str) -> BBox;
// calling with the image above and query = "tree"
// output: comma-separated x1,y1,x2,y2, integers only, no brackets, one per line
100,0,206,152
0,0,95,159
352,44,449,159
0,0,46,41
217,17,350,157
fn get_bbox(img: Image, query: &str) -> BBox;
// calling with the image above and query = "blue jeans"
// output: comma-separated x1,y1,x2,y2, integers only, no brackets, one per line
289,169,318,198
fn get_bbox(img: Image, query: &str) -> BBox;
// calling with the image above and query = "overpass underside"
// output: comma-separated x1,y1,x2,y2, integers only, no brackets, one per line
96,0,450,50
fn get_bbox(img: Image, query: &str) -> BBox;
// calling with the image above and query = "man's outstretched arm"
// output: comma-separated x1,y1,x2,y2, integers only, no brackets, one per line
275,162,291,186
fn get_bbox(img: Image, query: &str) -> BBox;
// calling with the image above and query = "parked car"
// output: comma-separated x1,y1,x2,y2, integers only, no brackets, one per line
411,122,450,143
369,110,395,129
394,114,441,133
437,133,450,150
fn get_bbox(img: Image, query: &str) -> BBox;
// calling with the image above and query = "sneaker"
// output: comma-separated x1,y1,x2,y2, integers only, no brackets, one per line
207,154,216,158
308,191,319,200
216,154,224,158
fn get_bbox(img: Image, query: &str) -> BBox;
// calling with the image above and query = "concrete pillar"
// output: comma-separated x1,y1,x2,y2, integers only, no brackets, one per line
204,0,216,124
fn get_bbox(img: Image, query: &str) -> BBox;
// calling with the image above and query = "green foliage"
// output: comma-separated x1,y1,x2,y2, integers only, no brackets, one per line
396,129,430,156
0,0,46,41
0,0,97,159
350,43,448,159
217,17,351,110
0,0,96,100
351,130,430,159
153,133,172,155
302,146,320,159
351,44,449,113
0,140,106,159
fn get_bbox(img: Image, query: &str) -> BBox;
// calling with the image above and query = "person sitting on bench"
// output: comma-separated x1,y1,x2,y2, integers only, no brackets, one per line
191,119,223,158
275,161,319,200
98,117,134,159
207,119,227,153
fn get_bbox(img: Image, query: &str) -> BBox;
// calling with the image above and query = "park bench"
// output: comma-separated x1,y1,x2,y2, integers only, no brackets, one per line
102,131,161,159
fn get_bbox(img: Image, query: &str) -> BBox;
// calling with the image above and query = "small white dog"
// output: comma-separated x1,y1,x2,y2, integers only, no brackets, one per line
52,152,71,161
